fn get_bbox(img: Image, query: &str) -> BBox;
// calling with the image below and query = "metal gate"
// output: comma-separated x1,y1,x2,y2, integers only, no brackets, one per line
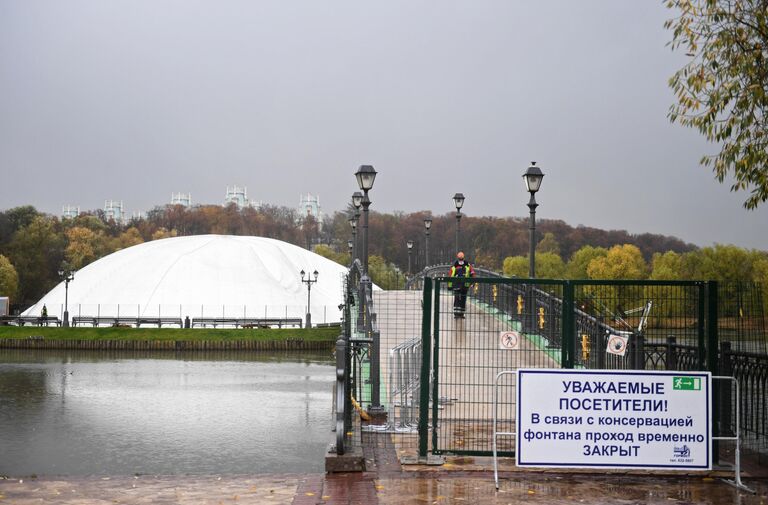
418,277,716,457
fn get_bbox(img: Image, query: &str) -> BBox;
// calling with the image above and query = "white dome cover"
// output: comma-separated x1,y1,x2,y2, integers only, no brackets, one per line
24,235,351,323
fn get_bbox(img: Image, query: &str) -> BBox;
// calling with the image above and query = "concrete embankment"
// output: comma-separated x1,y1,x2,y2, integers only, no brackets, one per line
0,338,334,351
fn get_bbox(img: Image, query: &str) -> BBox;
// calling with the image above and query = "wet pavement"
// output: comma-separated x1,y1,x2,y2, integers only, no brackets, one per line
2,418,766,504
1,470,766,505
2,445,767,505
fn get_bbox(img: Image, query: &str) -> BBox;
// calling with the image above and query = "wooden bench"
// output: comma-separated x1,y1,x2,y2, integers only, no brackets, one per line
72,316,183,328
133,317,183,328
72,316,120,327
191,317,303,329
0,316,61,327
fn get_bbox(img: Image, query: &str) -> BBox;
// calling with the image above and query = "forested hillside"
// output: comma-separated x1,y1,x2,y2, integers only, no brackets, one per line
0,204,765,309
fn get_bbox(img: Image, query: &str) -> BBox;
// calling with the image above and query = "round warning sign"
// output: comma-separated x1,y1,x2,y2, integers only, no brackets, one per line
499,330,520,350
606,334,628,356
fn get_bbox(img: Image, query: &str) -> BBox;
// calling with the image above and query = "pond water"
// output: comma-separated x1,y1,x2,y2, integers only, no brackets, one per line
0,349,334,475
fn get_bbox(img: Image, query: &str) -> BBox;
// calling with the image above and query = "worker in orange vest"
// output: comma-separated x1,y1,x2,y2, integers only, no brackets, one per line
448,251,475,318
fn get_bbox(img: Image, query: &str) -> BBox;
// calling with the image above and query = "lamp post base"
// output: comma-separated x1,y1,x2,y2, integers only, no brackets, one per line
366,405,388,425
63,310,69,328
305,313,312,329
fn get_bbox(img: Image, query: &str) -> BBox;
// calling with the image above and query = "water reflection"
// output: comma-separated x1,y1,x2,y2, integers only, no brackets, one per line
0,349,333,475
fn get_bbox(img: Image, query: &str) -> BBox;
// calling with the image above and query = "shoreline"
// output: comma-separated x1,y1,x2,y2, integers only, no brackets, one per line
0,337,334,351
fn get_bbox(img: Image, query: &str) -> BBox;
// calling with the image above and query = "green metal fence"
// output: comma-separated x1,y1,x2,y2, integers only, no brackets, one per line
418,277,717,457
342,267,767,463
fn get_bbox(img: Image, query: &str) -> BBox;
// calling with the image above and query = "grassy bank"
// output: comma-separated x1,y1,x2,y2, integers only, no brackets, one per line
0,325,339,342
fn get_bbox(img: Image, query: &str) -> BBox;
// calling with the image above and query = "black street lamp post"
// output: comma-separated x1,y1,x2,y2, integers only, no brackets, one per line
354,166,376,276
354,164,383,417
406,240,414,276
424,218,432,267
347,240,354,257
348,214,358,262
523,162,544,336
523,162,544,278
300,269,319,328
58,266,75,328
453,193,465,253
351,192,363,264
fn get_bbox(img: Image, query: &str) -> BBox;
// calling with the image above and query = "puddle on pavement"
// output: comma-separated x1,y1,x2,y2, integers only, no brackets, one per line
376,475,767,505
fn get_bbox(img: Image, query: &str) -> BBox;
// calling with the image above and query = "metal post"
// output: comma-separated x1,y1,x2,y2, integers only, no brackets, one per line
301,270,318,329
526,193,538,335
353,213,359,260
335,333,348,455
562,281,575,368
720,341,733,437
418,277,433,458
408,248,412,275
63,280,70,328
666,335,677,370
707,280,720,457
455,211,461,253
362,193,370,276
425,229,430,266
527,193,537,279
453,192,465,256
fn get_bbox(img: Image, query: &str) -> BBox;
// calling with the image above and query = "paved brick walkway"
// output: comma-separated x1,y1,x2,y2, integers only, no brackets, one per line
2,392,766,505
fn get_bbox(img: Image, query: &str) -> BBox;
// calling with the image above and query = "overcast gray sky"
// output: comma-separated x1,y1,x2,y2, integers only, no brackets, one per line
1,1,766,250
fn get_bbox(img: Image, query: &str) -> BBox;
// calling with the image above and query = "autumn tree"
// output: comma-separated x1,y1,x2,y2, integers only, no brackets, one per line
0,206,41,245
536,252,566,278
368,255,406,290
152,227,178,241
666,0,768,208
536,232,561,255
649,251,683,280
587,244,648,280
112,227,144,250
0,254,19,302
647,251,686,317
8,216,64,305
696,244,762,281
565,246,608,279
65,227,99,269
313,244,350,266
502,256,528,278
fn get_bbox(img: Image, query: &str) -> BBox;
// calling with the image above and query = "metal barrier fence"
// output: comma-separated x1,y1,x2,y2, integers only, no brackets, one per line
720,343,768,463
418,276,717,457
365,337,422,433
370,266,768,463
334,260,383,455
19,303,341,328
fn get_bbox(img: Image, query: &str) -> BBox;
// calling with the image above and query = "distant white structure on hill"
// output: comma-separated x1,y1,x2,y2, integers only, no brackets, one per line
171,193,192,207
224,186,262,209
62,205,80,219
299,193,322,223
104,200,126,223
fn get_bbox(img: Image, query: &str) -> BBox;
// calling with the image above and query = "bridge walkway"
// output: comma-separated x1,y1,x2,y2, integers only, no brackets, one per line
372,289,557,453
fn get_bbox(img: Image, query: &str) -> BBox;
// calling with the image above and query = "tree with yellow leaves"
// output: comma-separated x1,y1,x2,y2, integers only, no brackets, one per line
666,0,768,209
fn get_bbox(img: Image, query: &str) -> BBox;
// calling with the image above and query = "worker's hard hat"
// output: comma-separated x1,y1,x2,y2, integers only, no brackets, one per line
457,251,465,260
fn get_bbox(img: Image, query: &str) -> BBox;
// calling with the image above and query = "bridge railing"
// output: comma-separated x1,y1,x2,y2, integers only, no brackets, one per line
334,259,382,455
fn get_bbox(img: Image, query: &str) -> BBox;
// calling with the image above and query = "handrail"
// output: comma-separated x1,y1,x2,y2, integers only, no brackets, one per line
334,257,382,454
335,333,347,454
712,376,755,493
405,264,503,289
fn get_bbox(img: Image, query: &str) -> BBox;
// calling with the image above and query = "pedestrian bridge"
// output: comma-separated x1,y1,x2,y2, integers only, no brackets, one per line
336,261,761,463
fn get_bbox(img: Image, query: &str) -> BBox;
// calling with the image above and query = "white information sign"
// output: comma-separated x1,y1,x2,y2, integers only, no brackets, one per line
516,369,711,470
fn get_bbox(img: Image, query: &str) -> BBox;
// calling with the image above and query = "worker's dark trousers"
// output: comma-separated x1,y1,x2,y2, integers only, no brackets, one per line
453,288,468,312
